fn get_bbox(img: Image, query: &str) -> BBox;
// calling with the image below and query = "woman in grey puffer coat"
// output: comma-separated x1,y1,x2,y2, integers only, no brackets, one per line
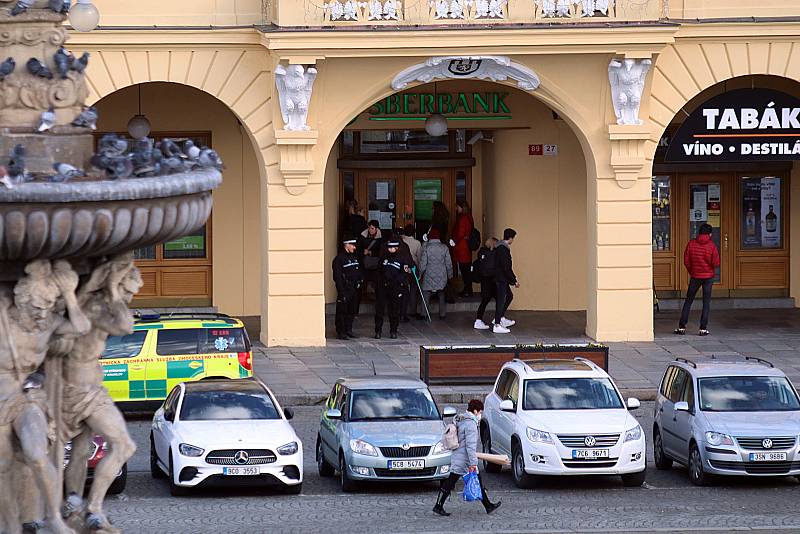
433,399,501,516
420,228,453,319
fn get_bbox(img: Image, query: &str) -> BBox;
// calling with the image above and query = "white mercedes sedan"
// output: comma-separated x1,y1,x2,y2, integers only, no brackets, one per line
150,378,303,495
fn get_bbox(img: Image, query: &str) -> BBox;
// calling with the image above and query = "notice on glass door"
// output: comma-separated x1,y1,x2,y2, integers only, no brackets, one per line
379,211,393,230
375,181,389,200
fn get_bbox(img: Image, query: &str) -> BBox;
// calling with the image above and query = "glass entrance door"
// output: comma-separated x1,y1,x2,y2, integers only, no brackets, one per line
362,171,401,232
679,177,731,292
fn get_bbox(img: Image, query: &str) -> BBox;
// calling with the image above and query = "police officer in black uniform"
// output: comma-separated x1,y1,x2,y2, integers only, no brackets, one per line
332,234,364,340
374,238,410,339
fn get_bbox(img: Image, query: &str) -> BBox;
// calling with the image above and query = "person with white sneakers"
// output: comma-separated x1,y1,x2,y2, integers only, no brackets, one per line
473,237,498,331
492,228,518,334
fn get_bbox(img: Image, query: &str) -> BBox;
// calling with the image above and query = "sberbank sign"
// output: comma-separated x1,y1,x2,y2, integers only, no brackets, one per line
368,92,511,121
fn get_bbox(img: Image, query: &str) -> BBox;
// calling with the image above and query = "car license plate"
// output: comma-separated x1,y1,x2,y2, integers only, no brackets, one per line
223,466,260,476
749,452,787,462
387,460,425,470
572,449,610,459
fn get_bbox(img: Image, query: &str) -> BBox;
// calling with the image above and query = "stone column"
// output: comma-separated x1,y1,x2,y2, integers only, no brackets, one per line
586,124,654,342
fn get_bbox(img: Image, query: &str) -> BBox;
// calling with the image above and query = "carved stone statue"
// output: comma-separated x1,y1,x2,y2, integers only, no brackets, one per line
59,254,142,534
275,63,317,131
608,58,652,126
0,259,90,534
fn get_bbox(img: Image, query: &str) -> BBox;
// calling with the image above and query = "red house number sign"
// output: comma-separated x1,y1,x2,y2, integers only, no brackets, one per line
529,144,558,156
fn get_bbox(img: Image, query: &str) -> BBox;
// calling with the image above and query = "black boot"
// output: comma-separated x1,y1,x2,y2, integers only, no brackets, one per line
481,491,501,515
432,489,451,516
389,331,397,339
374,331,381,339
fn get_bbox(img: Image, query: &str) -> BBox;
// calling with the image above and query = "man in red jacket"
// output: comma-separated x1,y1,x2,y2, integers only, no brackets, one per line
675,223,720,336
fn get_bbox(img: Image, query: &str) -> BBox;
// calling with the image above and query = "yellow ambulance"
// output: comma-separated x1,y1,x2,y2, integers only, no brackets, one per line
99,312,254,406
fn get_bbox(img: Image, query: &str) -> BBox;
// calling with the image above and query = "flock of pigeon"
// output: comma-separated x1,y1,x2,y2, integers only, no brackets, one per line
0,1,224,188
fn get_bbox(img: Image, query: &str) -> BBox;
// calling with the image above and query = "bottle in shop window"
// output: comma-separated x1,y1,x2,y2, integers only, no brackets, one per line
656,233,663,251
765,205,778,233
652,236,657,250
664,233,670,250
746,203,756,237
663,197,669,216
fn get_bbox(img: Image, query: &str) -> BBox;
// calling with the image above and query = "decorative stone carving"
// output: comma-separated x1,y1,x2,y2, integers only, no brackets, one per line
534,0,614,18
608,123,651,188
429,0,506,19
275,129,319,195
608,58,652,126
392,56,540,92
275,63,317,132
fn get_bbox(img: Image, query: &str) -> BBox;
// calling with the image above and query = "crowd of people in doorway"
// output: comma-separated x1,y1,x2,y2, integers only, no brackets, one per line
333,199,520,339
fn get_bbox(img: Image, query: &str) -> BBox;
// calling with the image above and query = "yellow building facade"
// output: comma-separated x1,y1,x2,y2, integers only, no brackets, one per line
72,0,800,346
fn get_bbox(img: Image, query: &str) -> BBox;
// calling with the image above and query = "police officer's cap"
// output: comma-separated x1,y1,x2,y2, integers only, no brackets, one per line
342,233,358,245
387,239,400,247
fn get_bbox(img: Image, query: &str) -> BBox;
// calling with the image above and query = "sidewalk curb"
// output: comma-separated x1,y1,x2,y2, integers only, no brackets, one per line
273,388,657,407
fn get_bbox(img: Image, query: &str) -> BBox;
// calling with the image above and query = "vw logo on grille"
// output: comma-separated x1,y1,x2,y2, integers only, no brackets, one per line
234,450,249,464
584,436,596,447
401,443,411,451
762,439,773,449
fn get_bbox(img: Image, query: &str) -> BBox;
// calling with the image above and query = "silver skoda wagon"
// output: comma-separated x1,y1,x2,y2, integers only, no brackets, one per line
654,356,800,485
316,376,456,492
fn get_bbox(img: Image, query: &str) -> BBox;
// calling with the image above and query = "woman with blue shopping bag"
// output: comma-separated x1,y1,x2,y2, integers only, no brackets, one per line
433,399,501,516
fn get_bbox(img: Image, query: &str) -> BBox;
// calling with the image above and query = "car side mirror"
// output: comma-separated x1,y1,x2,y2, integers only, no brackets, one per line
443,406,457,417
325,408,342,420
499,399,515,413
164,409,174,422
675,401,690,412
627,398,641,410
283,407,294,420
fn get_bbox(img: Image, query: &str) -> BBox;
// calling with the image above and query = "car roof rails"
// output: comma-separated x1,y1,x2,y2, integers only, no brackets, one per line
744,356,774,368
675,357,697,368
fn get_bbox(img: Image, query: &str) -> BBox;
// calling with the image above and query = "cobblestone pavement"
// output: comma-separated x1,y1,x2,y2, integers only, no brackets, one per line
104,404,800,534
255,309,800,401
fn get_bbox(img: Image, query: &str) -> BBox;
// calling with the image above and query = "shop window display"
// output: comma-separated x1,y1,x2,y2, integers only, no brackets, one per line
652,176,671,251
741,176,782,250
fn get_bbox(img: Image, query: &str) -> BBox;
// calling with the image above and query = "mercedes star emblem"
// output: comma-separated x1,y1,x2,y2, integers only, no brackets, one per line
234,450,249,465
762,438,773,449
584,436,596,447
401,443,411,451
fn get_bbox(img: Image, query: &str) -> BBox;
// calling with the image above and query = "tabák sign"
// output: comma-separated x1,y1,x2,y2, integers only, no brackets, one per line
665,88,800,162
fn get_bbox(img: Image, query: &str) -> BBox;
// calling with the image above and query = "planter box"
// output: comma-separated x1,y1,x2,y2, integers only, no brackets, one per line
419,344,609,385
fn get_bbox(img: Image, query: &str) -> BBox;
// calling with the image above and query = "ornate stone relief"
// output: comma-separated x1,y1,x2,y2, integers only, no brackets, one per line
429,0,507,19
275,63,317,132
534,0,614,18
322,0,401,21
392,56,540,92
608,58,652,126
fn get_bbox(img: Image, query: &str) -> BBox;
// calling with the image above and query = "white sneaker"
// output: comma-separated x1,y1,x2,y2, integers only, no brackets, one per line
493,324,510,334
500,317,515,328
474,319,490,330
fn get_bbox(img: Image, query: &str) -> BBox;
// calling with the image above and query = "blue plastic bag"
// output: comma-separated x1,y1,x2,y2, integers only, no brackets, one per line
461,471,482,502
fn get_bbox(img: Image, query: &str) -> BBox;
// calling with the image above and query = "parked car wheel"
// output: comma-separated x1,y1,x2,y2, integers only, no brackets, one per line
339,453,357,493
107,463,128,495
653,428,673,471
481,424,502,474
317,437,335,477
621,469,646,487
511,440,534,489
168,451,189,496
688,443,711,486
150,434,166,479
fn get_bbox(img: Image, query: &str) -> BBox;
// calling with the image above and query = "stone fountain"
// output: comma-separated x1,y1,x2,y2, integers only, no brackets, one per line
0,2,220,533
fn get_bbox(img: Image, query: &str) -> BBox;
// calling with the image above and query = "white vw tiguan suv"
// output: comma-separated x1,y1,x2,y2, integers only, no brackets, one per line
482,358,646,488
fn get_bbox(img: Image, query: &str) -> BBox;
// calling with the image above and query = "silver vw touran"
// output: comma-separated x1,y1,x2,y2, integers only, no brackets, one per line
654,356,800,485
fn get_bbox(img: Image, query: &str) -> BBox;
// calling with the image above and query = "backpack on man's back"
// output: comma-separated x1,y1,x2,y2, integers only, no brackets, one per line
473,247,496,279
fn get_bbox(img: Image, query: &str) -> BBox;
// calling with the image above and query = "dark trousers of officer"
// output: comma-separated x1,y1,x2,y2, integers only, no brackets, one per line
375,283,405,334
439,471,494,511
335,291,359,336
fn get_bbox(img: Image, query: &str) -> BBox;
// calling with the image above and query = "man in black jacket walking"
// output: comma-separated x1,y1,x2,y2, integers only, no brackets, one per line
332,234,364,340
493,228,518,334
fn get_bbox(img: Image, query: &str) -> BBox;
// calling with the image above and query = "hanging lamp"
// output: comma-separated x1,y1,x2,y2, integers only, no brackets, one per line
425,82,448,137
127,84,151,140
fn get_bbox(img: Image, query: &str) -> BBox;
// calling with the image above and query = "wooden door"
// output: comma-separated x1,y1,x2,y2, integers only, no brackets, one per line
359,170,404,232
677,175,734,294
